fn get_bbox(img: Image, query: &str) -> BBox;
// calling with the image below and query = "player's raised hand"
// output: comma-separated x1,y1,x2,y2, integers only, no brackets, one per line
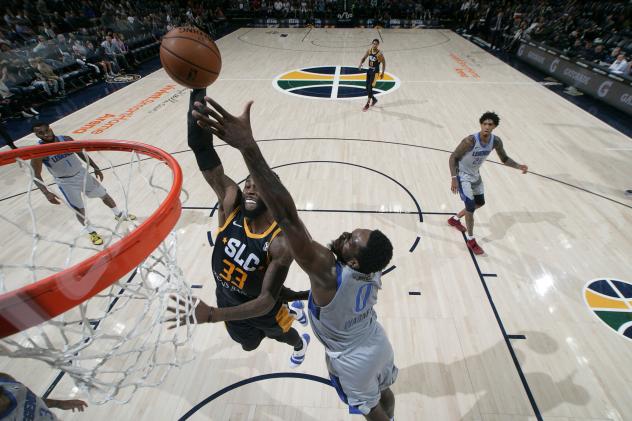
192,97,255,150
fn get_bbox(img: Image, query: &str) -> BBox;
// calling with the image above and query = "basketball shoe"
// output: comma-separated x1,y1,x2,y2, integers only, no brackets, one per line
290,333,310,368
289,300,308,326
447,216,466,232
89,231,103,245
467,238,484,255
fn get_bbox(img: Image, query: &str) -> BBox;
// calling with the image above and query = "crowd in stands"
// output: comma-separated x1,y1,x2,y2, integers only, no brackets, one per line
457,1,632,77
0,0,229,122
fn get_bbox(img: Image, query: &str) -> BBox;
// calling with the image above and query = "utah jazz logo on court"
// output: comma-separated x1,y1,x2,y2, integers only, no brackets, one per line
274,66,400,100
584,278,632,341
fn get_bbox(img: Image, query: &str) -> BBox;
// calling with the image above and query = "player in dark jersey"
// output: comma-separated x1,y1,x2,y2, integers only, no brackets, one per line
358,38,386,112
168,89,310,367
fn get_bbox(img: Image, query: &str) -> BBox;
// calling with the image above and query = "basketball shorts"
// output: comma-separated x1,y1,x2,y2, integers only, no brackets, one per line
56,171,107,210
327,322,398,415
457,173,485,212
217,293,295,351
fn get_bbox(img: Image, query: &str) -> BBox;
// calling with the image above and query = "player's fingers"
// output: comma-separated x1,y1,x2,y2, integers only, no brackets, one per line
194,102,224,123
204,96,229,117
192,110,221,129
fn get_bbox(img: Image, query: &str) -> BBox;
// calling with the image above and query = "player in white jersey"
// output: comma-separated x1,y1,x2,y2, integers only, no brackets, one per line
193,97,397,421
447,112,528,255
30,123,135,245
0,372,87,420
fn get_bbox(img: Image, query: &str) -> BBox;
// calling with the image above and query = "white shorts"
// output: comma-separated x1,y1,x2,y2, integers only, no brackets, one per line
56,171,107,210
326,323,398,415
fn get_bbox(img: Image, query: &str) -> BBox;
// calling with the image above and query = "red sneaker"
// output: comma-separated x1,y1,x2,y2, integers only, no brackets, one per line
467,239,484,255
447,217,467,233
362,103,369,112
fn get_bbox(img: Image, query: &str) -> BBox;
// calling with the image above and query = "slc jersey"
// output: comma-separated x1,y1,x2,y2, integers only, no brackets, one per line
212,207,282,305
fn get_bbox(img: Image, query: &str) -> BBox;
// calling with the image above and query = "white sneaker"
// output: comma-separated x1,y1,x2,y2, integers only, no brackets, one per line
289,333,310,368
288,300,308,326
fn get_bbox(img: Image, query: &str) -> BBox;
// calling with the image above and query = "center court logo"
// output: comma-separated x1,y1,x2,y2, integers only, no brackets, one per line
273,66,400,100
584,278,632,341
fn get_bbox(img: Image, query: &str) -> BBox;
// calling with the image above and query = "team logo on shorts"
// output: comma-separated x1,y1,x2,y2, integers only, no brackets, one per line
584,278,632,341
273,66,400,100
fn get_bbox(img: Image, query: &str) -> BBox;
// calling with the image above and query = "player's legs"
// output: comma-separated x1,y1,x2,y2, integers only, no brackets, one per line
84,176,135,220
451,177,485,254
365,404,390,421
379,388,395,419
364,69,376,110
259,305,310,366
328,324,397,418
224,319,266,351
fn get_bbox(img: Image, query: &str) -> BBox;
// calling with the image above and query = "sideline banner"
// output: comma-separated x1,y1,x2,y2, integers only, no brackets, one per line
516,41,632,116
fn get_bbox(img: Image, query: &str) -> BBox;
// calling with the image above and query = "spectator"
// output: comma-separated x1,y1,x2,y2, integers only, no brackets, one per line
101,34,130,72
30,57,66,97
1,67,37,118
608,54,628,74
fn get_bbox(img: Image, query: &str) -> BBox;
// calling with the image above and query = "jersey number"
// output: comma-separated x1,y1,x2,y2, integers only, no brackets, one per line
355,284,373,312
220,259,248,289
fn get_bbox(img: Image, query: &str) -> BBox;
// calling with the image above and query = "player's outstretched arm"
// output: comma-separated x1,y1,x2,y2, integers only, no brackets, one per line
188,89,240,223
493,137,528,173
192,98,336,288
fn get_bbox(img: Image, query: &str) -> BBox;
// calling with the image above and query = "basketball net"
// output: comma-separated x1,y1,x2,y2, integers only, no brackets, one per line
0,141,197,404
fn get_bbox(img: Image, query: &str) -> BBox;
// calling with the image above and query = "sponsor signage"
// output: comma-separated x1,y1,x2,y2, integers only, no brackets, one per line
517,42,632,116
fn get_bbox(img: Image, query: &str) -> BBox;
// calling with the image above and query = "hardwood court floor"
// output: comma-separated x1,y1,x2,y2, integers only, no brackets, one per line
1,28,631,421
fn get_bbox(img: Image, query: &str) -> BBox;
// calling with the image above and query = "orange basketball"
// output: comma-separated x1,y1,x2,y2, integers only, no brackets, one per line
160,27,222,89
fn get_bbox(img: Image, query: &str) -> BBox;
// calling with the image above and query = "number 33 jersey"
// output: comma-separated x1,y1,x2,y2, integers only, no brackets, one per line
212,207,282,306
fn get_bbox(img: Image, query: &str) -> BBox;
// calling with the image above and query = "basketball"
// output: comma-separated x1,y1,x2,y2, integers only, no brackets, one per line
160,27,222,89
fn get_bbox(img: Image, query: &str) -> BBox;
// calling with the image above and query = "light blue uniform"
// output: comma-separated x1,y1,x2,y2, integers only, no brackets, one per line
308,262,397,415
457,132,495,210
39,136,107,210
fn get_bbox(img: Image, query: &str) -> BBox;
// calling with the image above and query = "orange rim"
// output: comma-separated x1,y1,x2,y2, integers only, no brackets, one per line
0,140,182,339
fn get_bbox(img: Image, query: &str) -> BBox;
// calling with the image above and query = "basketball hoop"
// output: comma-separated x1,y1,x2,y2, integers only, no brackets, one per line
0,140,196,403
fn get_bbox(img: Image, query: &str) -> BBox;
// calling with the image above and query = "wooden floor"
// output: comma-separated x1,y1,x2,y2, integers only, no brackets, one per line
1,28,632,421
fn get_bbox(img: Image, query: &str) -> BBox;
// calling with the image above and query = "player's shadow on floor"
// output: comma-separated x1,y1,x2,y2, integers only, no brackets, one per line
393,331,589,419
480,211,574,243
369,99,445,128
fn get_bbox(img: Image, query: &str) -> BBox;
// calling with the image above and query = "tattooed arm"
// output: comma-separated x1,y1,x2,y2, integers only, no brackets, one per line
448,135,474,194
494,137,528,173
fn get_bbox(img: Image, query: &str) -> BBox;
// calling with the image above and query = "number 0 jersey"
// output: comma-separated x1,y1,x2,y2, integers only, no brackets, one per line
212,207,282,306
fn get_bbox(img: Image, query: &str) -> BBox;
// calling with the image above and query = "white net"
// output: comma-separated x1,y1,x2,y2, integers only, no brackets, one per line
0,143,197,404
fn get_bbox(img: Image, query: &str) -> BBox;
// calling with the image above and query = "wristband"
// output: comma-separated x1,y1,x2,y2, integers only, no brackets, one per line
188,89,221,171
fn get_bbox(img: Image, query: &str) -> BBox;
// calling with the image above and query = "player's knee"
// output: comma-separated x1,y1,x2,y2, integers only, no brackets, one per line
464,199,477,213
241,342,260,352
